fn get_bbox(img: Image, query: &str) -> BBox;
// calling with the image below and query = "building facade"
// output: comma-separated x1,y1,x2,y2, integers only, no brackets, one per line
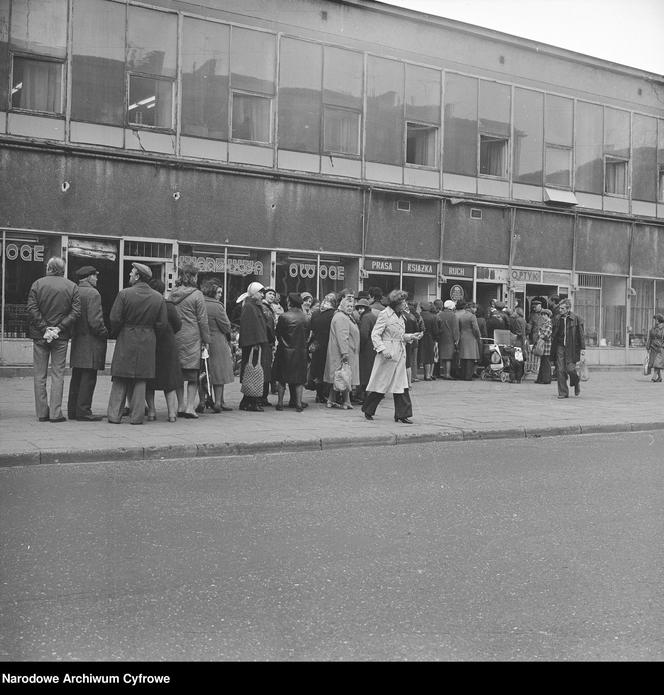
1,0,663,365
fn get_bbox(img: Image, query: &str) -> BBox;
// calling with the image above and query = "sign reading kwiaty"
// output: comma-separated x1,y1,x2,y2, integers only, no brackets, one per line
180,255,264,276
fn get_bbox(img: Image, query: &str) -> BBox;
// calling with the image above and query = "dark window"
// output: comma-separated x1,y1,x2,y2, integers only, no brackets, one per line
127,75,172,128
11,55,62,113
443,73,478,176
479,80,510,179
323,105,360,155
480,134,508,177
604,156,628,196
232,92,271,143
323,45,362,155
406,122,437,166
544,94,573,188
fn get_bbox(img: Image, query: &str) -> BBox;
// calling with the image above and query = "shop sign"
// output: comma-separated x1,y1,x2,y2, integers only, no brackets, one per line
542,271,571,286
442,263,473,279
365,258,398,274
509,268,542,283
477,266,508,282
476,266,541,283
289,263,345,280
403,260,436,275
4,243,45,262
449,284,465,301
180,255,264,276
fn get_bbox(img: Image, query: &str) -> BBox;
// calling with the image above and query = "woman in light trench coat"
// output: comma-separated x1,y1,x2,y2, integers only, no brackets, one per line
362,290,423,424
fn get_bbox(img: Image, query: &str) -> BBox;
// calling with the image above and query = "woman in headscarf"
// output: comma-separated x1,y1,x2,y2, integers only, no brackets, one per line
169,262,210,418
362,290,422,423
308,292,337,403
437,299,460,380
324,289,360,409
237,282,271,412
197,279,235,412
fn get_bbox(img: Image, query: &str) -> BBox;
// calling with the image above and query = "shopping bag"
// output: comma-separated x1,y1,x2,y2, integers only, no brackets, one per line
241,346,264,397
578,357,590,382
533,338,545,357
333,363,352,391
643,350,651,376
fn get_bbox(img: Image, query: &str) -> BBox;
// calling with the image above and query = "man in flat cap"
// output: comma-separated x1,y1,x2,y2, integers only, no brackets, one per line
550,298,585,399
27,256,81,422
107,262,166,424
67,266,108,421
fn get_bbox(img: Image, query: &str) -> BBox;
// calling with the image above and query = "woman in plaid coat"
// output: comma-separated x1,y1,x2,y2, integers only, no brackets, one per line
533,308,553,384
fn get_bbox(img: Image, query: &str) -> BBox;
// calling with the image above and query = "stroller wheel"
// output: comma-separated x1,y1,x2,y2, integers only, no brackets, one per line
480,370,488,381
500,372,510,383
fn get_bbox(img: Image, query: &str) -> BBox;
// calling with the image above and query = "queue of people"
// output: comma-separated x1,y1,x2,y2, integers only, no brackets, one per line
26,257,593,426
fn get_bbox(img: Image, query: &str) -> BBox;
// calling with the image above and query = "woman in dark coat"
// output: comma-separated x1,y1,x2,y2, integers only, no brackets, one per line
419,301,439,381
238,282,271,412
146,278,182,423
308,293,337,403
197,279,235,413
356,298,377,402
273,293,308,412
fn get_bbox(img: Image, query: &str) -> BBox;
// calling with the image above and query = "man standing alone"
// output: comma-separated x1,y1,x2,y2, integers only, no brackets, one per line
550,298,585,399
107,263,166,424
67,266,108,421
27,257,81,422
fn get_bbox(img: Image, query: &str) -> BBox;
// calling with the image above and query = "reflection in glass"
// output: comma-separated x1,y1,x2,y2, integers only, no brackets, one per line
405,63,440,125
545,94,573,147
231,27,275,94
575,288,600,346
479,80,510,137
602,275,626,346
278,37,321,153
127,6,177,78
0,0,8,111
604,107,630,159
181,17,229,140
630,278,655,342
10,0,67,57
232,92,271,143
513,88,543,185
576,101,603,194
632,114,657,202
545,146,572,188
71,0,125,125
324,106,359,155
323,46,362,109
11,56,61,112
127,75,172,128
443,73,477,176
366,56,404,166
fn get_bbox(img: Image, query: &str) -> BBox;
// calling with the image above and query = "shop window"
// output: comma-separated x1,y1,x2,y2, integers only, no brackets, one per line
575,287,600,346
127,75,173,129
479,134,508,177
11,55,62,113
604,156,628,196
323,105,360,155
629,278,655,347
231,92,271,143
406,122,437,167
545,145,572,188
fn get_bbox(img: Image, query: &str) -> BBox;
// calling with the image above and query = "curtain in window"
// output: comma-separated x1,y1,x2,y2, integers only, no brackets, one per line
324,107,358,154
480,138,504,176
232,94,270,143
407,127,435,166
605,161,626,195
12,59,60,112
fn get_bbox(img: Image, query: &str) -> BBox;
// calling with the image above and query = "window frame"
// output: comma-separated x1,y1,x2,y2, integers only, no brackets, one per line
230,89,273,145
9,51,65,116
479,132,509,179
604,154,629,197
544,143,573,189
658,164,664,203
126,71,175,131
322,103,361,157
405,120,439,169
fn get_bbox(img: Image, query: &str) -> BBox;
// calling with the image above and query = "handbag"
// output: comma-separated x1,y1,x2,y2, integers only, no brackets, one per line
533,338,545,357
241,346,264,397
643,350,651,376
578,357,590,382
333,363,352,391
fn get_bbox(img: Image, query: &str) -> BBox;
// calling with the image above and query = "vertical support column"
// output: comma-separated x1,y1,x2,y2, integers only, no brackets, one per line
1,230,6,364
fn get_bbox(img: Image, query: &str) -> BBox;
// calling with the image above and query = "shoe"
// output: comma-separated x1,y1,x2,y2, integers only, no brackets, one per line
146,415,156,421
295,405,303,413
77,415,103,422
343,404,354,410
107,419,122,424
210,405,222,413
38,416,50,422
395,417,413,424
177,411,187,417
181,412,198,419
195,404,205,414
49,416,67,423
239,403,249,411
221,405,233,411
122,407,130,417
557,395,568,399
254,405,264,412
574,383,580,396
423,377,432,381
275,404,284,411
364,413,374,420
167,416,177,423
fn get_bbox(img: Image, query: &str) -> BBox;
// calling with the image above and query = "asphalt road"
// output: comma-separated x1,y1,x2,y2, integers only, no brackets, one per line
1,431,663,662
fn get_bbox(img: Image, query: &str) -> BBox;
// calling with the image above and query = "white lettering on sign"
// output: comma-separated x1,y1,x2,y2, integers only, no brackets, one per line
368,260,395,272
288,263,345,280
180,255,263,276
404,262,434,275
510,269,541,282
450,284,465,301
5,243,45,262
448,267,466,276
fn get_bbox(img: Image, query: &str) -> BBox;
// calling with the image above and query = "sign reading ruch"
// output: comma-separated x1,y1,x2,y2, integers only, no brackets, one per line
441,263,473,279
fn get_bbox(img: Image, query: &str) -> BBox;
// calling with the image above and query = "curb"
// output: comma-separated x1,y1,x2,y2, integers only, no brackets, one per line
2,421,664,468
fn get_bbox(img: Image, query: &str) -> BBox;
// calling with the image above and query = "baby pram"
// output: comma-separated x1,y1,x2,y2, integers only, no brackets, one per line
479,330,524,383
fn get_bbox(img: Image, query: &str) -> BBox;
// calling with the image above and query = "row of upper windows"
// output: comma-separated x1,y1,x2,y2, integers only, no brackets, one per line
2,0,664,203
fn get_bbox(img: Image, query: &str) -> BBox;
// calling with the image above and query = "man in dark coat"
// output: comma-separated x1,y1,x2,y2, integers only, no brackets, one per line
273,293,308,412
550,298,586,399
67,266,108,421
308,293,337,403
356,298,377,401
27,256,81,422
107,262,166,424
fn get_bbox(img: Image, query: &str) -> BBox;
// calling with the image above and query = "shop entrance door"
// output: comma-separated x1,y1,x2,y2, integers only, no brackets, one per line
121,260,174,292
476,282,503,312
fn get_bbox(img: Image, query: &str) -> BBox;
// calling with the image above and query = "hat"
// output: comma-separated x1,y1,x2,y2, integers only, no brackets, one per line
531,299,542,306
76,265,97,279
301,292,313,301
355,298,371,310
444,300,456,310
235,281,265,303
420,301,432,312
494,301,506,310
287,292,303,307
654,313,664,322
263,287,276,294
131,262,152,280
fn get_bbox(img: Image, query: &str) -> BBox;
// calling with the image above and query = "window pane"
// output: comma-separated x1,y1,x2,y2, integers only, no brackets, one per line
366,56,404,165
479,80,510,137
278,37,321,153
405,63,440,124
545,146,571,187
602,275,626,346
127,6,177,78
11,56,61,112
632,114,657,202
232,93,270,143
575,288,600,345
127,75,172,128
631,278,655,342
545,94,573,146
71,0,125,125
575,101,603,194
324,106,359,155
480,135,507,177
604,107,630,158
181,18,229,140
513,88,543,185
406,122,437,166
0,0,10,111
10,0,67,58
605,157,627,195
443,73,477,176
323,46,362,109
231,27,275,94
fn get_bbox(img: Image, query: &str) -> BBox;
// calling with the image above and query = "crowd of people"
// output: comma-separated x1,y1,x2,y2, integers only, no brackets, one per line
27,256,593,425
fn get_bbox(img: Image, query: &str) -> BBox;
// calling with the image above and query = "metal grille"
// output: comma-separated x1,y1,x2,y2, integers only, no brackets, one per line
577,273,602,288
470,208,483,219
396,200,411,212
124,241,172,259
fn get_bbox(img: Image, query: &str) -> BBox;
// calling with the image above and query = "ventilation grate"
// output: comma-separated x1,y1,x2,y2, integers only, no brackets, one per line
396,200,411,212
577,273,602,288
469,208,483,220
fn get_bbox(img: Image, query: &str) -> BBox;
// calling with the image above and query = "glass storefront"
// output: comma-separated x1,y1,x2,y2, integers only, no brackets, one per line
275,253,357,304
364,257,437,304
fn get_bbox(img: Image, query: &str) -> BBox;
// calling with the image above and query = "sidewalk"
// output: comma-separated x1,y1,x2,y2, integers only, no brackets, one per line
1,367,662,467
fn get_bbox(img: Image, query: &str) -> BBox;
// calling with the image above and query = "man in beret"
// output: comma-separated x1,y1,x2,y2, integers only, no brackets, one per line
67,266,108,421
107,262,167,424
27,256,81,422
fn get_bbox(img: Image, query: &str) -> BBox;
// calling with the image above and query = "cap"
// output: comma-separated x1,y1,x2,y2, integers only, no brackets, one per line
444,300,456,310
76,265,97,279
131,262,152,279
355,298,371,309
531,299,542,306
287,292,303,307
494,301,506,310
